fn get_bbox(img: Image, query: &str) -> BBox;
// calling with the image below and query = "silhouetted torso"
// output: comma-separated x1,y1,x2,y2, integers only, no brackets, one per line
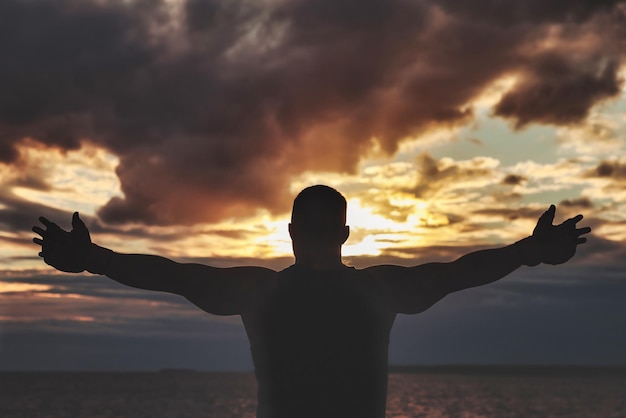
242,264,396,418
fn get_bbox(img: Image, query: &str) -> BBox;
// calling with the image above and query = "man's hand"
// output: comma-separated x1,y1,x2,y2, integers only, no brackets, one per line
32,212,92,273
522,205,591,266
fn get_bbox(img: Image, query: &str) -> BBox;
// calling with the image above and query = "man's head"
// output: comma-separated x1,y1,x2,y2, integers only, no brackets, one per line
289,185,349,259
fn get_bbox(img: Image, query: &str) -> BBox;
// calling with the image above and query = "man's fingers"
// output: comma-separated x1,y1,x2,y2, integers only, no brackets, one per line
36,217,68,237
33,226,70,243
537,204,556,228
72,212,85,230
71,212,90,239
561,214,584,228
32,226,46,237
576,226,592,236
33,237,44,245
39,217,61,229
543,204,555,217
577,237,587,244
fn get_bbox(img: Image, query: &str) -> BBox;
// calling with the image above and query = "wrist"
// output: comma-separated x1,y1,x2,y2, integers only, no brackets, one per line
514,236,542,266
85,243,115,275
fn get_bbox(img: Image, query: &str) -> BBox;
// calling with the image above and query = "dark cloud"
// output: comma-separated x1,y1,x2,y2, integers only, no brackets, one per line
501,174,527,185
571,232,626,266
0,190,73,239
392,269,626,367
559,196,594,208
0,271,188,306
413,153,497,198
1,0,624,225
588,160,626,179
494,54,622,128
9,173,50,191
474,206,547,221
0,270,248,344
437,0,623,24
4,260,626,370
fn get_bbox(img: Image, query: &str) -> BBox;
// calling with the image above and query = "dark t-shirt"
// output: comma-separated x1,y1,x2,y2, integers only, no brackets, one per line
241,264,397,418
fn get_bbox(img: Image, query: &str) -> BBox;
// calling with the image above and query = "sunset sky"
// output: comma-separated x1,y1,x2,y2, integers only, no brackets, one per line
1,0,625,370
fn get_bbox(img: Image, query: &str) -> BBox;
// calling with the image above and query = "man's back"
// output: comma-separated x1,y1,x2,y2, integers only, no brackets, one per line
242,264,396,418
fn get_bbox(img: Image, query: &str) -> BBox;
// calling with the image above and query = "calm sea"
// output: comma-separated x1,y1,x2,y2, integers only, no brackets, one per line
2,369,625,417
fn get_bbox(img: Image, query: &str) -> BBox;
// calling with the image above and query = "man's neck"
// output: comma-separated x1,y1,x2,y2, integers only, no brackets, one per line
294,253,344,270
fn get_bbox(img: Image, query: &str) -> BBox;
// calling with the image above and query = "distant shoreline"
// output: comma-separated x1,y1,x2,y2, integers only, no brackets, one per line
2,365,626,377
388,364,626,377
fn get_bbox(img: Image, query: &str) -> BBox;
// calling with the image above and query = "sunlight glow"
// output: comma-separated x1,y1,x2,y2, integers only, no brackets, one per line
36,292,90,300
471,75,519,109
259,217,293,257
343,234,383,257
10,142,122,216
0,283,52,293
347,198,405,232
344,198,428,256
70,316,96,322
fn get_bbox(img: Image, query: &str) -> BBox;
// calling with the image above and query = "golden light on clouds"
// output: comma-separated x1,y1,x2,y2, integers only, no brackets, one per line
9,141,122,216
0,283,52,293
345,198,408,257
255,217,292,258
1,65,626,269
3,124,625,270
471,75,519,109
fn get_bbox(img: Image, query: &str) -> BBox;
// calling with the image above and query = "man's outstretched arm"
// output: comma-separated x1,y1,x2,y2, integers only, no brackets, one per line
367,205,591,314
32,213,274,315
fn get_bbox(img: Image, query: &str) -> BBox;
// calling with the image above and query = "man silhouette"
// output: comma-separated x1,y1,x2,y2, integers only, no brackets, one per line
32,185,591,418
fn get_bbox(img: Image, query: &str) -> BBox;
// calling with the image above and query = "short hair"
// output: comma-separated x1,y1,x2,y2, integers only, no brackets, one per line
291,185,346,227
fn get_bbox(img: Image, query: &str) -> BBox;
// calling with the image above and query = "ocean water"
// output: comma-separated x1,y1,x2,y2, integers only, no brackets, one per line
1,371,625,417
